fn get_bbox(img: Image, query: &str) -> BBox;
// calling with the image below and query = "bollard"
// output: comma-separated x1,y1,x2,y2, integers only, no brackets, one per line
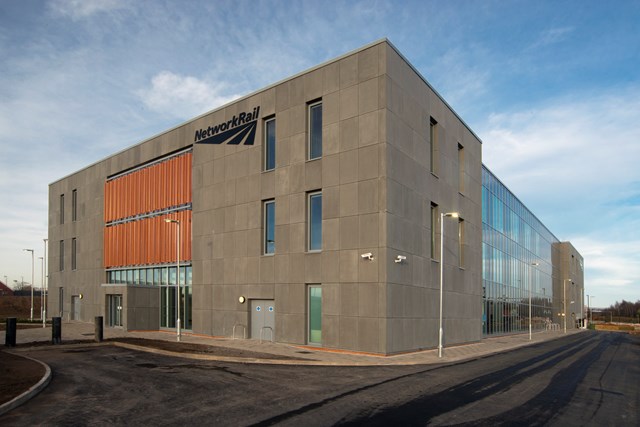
95,316,103,342
52,317,62,344
5,317,17,347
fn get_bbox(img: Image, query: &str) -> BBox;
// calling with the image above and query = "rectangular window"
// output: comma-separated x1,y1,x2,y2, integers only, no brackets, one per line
60,194,65,224
71,238,77,270
429,117,438,174
58,287,63,317
72,189,78,221
59,240,64,271
458,218,465,268
308,101,322,160
458,143,465,194
264,117,276,171
308,192,322,251
263,200,275,254
308,285,322,345
431,202,438,259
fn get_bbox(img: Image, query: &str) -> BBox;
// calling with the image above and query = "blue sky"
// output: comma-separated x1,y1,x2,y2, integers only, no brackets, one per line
1,0,638,308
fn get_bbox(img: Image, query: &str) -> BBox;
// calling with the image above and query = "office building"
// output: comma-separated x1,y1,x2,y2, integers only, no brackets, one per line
48,39,583,354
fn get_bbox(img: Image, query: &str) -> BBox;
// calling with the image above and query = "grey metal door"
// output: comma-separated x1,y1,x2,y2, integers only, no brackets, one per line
71,296,81,320
250,299,275,340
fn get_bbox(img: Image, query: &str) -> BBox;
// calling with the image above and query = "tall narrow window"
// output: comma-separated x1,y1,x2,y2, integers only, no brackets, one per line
458,218,465,268
264,117,276,171
431,202,438,259
72,189,78,221
59,240,64,271
60,194,65,224
429,117,438,174
58,287,64,317
308,101,322,160
308,192,322,251
458,143,465,194
71,238,77,270
263,200,275,254
308,285,322,345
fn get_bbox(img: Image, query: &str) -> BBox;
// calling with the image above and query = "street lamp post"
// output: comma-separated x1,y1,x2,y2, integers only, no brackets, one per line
165,218,181,342
38,256,44,323
23,249,35,321
529,262,539,340
439,211,459,358
43,238,48,327
563,278,572,334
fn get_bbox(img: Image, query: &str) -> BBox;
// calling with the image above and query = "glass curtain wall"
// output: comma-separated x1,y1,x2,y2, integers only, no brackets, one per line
482,166,556,335
107,265,192,330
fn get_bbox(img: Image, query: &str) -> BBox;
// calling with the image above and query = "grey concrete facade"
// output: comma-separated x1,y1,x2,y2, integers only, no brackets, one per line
554,242,585,328
49,39,484,354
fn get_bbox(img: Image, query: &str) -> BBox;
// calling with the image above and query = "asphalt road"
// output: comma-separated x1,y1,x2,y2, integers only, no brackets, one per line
1,331,637,426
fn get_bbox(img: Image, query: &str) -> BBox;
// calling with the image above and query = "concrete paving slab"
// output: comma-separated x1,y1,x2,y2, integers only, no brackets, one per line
1,321,585,366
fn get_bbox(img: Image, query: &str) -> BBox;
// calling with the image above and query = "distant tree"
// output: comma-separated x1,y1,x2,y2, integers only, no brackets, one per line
604,299,640,322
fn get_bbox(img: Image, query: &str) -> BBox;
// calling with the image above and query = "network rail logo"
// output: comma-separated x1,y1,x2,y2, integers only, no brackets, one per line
194,106,260,146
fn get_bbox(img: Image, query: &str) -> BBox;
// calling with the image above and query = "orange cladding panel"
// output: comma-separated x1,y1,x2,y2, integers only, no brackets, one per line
103,210,192,268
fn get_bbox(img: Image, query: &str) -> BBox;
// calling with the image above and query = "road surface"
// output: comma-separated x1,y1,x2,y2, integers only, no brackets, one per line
1,331,636,426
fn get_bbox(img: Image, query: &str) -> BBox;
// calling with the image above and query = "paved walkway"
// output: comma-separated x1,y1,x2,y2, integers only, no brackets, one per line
2,321,584,366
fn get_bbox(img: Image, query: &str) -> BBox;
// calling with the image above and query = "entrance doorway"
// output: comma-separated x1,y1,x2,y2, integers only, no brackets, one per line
71,295,81,320
250,299,275,340
108,294,123,327
307,285,322,345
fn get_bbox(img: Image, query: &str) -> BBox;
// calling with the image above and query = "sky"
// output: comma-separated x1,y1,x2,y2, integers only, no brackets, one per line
0,0,638,309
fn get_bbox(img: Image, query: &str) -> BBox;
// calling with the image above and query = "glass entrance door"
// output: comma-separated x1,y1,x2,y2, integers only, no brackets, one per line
108,294,122,327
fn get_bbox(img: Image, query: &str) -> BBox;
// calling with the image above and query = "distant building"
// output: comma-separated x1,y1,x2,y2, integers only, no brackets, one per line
0,280,14,296
48,39,584,354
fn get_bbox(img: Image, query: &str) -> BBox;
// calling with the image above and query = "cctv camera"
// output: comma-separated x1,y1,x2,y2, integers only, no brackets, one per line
395,255,407,263
361,253,373,260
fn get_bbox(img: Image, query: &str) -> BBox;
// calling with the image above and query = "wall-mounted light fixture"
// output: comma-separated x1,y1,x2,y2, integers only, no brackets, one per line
395,255,407,264
361,253,374,261
238,296,246,304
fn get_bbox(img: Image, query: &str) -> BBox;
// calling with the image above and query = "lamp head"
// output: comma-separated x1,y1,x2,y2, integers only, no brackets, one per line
443,212,459,218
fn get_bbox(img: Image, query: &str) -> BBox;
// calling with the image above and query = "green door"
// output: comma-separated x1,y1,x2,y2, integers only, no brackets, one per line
308,286,322,345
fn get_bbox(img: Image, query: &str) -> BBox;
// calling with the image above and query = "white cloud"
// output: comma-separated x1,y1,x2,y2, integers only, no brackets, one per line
528,27,575,50
428,46,491,107
482,88,640,199
136,71,241,120
570,236,640,307
48,0,127,20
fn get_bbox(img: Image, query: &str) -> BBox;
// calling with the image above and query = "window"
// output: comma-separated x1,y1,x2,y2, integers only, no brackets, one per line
58,287,64,317
458,218,465,268
71,238,77,270
72,189,78,221
264,117,276,171
429,117,438,174
59,240,64,271
308,101,322,160
308,192,322,251
263,200,275,254
458,143,465,194
308,285,322,345
431,202,438,259
60,194,65,224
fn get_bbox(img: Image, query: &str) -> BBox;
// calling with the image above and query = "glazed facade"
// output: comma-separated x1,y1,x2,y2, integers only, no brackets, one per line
482,167,584,335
